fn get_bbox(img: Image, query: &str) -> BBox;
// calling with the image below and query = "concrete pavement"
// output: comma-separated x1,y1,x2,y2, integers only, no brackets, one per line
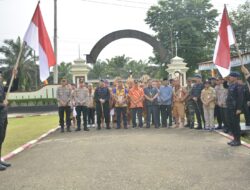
0,127,250,190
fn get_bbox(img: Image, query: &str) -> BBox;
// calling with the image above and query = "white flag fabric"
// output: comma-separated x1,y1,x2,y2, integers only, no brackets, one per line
24,3,55,81
213,5,236,78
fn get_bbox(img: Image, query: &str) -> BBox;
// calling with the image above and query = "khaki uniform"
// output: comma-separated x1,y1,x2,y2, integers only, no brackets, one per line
173,87,187,127
201,87,216,128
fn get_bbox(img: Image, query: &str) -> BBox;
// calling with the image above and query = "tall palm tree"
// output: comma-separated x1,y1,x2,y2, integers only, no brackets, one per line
0,37,38,91
58,62,72,83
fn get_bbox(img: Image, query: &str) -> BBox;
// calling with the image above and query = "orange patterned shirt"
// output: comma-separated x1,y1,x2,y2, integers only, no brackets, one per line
128,86,144,108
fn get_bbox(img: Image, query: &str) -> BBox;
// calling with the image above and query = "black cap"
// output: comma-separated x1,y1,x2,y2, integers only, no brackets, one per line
229,71,240,78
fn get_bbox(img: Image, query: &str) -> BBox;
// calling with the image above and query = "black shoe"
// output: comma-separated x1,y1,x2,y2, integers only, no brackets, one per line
0,164,6,171
124,126,128,129
67,128,71,132
215,126,222,130
230,141,241,146
227,140,234,145
106,126,111,129
97,126,101,130
75,128,81,132
0,161,11,167
61,128,65,133
84,127,89,131
195,127,202,130
116,127,120,129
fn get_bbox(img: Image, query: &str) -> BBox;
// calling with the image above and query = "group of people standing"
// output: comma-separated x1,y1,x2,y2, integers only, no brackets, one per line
56,66,250,147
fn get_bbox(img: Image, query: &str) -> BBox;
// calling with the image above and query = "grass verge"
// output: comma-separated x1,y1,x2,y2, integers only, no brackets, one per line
2,114,58,156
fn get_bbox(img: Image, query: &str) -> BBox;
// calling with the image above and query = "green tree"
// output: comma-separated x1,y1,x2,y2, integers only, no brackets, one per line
145,0,218,76
58,62,72,83
230,1,250,53
87,60,107,80
0,37,39,91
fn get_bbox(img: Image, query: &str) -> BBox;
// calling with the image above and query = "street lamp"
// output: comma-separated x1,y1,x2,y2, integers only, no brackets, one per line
129,70,132,78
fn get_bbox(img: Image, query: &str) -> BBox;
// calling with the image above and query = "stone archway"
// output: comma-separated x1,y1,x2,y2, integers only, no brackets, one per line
86,29,167,63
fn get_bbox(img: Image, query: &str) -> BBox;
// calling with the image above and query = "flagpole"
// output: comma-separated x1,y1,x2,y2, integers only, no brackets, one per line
5,42,25,98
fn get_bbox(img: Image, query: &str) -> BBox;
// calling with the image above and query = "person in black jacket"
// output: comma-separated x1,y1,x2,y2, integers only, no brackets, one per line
226,71,243,146
0,69,18,171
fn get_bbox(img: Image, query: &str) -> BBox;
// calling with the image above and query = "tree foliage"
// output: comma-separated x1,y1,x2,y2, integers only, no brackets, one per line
87,55,159,80
58,62,72,83
145,0,218,76
230,1,250,54
0,37,39,91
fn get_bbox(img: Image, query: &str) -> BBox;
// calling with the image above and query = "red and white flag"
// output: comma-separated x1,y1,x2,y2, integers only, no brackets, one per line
213,5,236,78
24,3,56,81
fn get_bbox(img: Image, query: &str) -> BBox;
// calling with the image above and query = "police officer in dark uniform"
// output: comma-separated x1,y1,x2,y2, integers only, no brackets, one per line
94,79,111,130
0,69,18,171
189,74,205,129
226,71,243,146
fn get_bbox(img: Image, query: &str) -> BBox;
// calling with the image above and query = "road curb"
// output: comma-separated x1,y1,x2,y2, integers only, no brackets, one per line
215,130,250,149
2,127,59,161
8,112,57,118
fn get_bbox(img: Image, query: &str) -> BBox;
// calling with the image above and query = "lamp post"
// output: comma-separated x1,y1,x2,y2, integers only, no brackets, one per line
129,69,132,78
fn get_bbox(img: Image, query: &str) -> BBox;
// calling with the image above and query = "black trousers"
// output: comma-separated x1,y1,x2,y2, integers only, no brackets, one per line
220,107,229,131
76,106,88,129
58,106,71,130
0,108,8,158
193,99,205,128
88,107,95,124
159,105,172,127
96,102,110,126
242,102,250,126
214,105,222,127
227,108,241,141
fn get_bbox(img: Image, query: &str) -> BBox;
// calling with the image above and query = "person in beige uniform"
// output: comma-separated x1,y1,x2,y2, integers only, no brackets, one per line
172,79,187,128
73,79,89,131
87,83,95,127
201,80,216,130
56,78,72,132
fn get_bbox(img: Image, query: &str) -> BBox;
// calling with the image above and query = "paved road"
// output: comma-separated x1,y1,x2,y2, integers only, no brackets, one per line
1,127,250,190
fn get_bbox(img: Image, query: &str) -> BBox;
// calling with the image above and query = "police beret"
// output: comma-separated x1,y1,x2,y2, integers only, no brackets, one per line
229,71,240,78
100,79,104,82
162,77,168,81
193,74,202,78
208,77,216,80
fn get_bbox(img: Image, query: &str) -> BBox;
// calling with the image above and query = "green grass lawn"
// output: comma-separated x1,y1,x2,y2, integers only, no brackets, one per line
2,114,58,156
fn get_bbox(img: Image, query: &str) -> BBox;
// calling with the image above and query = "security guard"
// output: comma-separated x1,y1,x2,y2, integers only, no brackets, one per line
0,69,18,171
94,79,111,130
226,71,243,146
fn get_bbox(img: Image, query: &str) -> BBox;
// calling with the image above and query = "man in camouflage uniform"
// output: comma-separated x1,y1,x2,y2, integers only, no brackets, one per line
184,78,194,128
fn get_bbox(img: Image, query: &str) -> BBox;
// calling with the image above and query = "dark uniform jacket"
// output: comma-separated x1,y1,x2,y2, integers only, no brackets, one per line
226,82,243,110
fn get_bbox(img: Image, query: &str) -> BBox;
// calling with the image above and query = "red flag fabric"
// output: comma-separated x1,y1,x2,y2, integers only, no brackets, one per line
24,2,56,81
213,5,236,78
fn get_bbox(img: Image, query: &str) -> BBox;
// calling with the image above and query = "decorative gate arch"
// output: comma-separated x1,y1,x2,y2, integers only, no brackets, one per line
86,29,167,63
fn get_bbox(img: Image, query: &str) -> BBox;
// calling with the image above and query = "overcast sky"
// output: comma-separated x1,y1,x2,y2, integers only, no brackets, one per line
0,0,247,64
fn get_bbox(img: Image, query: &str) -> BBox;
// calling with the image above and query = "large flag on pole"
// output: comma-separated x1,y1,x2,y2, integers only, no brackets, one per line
24,2,56,81
213,5,236,78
